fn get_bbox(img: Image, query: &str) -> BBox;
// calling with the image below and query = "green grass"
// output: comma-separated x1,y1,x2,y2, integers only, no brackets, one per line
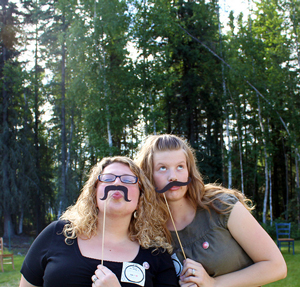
0,254,23,287
265,240,300,287
0,241,299,287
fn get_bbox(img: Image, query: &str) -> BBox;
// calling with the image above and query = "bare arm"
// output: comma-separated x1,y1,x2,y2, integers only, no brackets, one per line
180,202,287,287
214,201,287,286
19,275,40,287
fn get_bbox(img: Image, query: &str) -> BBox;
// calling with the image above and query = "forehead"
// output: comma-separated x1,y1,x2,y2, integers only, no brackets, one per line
153,149,187,165
103,162,134,174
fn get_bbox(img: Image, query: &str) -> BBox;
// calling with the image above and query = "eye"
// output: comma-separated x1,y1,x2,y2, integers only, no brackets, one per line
159,166,166,171
178,165,184,170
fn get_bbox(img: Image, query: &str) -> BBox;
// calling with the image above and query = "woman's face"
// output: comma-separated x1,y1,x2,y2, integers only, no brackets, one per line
152,149,189,202
96,162,140,217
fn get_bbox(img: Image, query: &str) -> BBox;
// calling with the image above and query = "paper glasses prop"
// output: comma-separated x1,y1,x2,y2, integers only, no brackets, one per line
156,178,191,260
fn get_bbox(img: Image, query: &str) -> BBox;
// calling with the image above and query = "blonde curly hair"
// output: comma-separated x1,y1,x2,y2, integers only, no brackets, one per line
135,134,253,213
60,156,173,253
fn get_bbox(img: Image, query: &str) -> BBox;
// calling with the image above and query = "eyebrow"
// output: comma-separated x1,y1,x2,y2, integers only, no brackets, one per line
155,160,186,166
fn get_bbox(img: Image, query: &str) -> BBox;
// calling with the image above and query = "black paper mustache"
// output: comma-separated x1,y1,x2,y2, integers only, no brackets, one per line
100,185,131,202
155,177,192,194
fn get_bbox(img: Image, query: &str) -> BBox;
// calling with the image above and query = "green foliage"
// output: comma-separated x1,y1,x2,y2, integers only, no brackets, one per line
1,0,300,234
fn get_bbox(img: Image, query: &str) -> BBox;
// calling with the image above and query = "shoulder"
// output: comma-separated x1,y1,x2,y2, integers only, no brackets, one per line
55,219,69,231
42,220,68,234
31,220,69,245
197,193,239,228
215,193,238,206
30,220,65,245
203,192,238,214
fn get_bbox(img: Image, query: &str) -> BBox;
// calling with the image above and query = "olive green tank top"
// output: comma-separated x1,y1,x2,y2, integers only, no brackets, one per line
170,194,254,277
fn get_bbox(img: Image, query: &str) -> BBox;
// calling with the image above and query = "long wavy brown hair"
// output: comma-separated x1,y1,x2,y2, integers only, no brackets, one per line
135,134,253,213
60,156,173,252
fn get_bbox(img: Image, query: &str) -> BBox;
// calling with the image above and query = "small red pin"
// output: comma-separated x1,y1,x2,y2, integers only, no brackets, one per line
202,241,209,249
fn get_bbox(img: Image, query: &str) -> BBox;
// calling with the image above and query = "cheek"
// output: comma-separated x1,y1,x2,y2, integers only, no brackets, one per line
153,174,165,188
129,186,140,200
96,186,104,198
96,189,102,206
152,173,160,186
182,171,189,181
96,186,107,206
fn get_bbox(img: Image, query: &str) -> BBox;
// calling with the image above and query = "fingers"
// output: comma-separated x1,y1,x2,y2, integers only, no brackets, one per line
91,274,98,287
180,259,202,286
180,258,215,287
92,265,121,287
91,265,109,286
179,280,198,287
96,264,108,276
181,258,201,278
180,268,198,285
97,264,109,273
179,281,198,287
92,274,98,283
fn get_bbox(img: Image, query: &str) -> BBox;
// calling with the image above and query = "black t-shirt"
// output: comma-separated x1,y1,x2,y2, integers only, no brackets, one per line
21,220,179,287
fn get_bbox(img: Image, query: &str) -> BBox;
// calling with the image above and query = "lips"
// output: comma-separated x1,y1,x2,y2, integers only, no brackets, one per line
169,186,180,191
112,191,124,199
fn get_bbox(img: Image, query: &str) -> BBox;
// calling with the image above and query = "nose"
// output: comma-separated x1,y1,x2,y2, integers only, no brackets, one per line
168,169,177,182
113,176,122,184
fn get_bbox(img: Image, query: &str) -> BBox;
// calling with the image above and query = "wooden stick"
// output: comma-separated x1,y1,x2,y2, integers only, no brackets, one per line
163,194,186,260
101,200,107,265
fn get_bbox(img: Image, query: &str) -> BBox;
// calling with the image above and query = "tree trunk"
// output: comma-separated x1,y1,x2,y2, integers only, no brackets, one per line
269,168,273,226
257,94,268,224
1,2,14,238
94,0,112,151
282,139,289,221
66,109,74,177
238,134,244,194
3,212,15,238
18,210,24,235
226,116,232,189
218,5,233,189
104,58,112,150
58,13,67,217
295,148,300,228
34,20,42,233
291,3,300,68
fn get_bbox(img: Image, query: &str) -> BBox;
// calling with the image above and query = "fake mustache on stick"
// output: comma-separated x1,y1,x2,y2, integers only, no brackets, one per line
100,185,131,202
155,177,192,194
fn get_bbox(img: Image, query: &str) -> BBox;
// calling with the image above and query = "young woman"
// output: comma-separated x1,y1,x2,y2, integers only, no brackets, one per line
20,156,179,287
135,134,287,287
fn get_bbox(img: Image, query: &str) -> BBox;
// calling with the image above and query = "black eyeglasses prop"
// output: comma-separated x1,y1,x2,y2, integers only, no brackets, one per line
98,173,138,184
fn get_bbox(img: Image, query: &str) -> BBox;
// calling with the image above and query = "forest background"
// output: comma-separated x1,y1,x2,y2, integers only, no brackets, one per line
1,0,300,238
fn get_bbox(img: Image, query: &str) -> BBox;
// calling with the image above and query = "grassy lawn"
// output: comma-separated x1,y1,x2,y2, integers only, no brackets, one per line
264,240,300,287
0,254,23,287
0,240,299,286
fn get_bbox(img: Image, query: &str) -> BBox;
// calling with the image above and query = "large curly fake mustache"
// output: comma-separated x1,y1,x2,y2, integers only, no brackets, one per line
100,185,131,202
155,177,191,194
